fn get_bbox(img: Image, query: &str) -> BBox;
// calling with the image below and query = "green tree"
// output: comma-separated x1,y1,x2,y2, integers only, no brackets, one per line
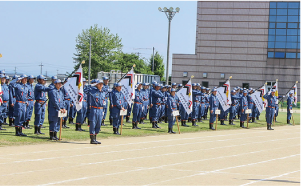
149,51,165,81
73,24,123,79
115,53,152,74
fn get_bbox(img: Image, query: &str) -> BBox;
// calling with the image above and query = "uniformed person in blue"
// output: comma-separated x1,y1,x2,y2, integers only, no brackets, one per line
48,76,57,89
167,88,177,134
198,87,207,123
141,83,150,124
3,76,10,126
8,75,19,127
25,75,35,130
192,83,202,127
240,90,248,128
48,79,66,140
11,74,29,136
159,85,167,123
149,81,157,122
101,76,110,126
204,88,210,120
0,74,9,130
61,79,72,128
263,89,277,130
75,78,87,131
287,92,294,124
247,88,255,123
88,79,105,144
111,83,125,135
132,82,143,129
151,83,165,128
209,88,219,130
237,88,244,119
229,90,240,125
34,75,52,133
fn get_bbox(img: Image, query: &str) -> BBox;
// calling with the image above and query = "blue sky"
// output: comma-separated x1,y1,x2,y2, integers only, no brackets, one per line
0,1,197,77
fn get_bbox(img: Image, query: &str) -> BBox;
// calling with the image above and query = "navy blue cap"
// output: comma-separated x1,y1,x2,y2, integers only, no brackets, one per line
201,86,206,90
0,70,5,74
13,75,19,79
192,83,196,86
171,88,176,92
28,75,35,79
212,88,217,92
94,79,104,84
115,83,121,87
51,76,57,80
271,89,276,92
243,90,248,93
231,90,236,93
5,76,9,80
103,77,109,80
91,79,95,84
37,75,47,80
206,88,210,91
0,74,5,78
240,88,243,91
171,82,176,86
20,74,28,79
178,84,183,87
143,83,149,86
152,81,157,85
289,92,293,94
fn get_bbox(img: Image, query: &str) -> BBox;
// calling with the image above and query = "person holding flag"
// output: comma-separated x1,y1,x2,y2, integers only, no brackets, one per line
111,83,125,134
151,83,165,128
287,92,294,124
75,78,87,131
229,90,240,125
48,79,66,140
209,88,219,130
101,76,110,126
167,88,177,134
240,90,248,128
132,82,143,129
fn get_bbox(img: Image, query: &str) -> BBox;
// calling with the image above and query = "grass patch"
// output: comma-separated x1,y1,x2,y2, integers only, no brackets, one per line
0,109,299,146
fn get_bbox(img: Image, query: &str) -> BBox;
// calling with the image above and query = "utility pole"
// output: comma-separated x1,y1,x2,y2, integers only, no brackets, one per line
14,67,16,74
158,7,180,85
88,36,92,85
152,47,155,72
137,52,140,58
57,69,59,76
46,71,47,77
39,62,44,75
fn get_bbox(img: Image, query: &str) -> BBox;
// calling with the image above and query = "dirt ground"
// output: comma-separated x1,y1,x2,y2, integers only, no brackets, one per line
0,125,299,186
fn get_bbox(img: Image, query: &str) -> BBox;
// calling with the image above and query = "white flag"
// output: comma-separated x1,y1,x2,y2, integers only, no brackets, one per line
273,81,279,104
176,79,193,115
119,68,135,105
259,84,267,108
251,91,264,113
216,87,230,112
223,80,231,105
64,65,83,111
287,84,297,106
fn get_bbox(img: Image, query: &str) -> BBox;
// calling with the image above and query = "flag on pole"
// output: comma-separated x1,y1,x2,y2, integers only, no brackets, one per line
216,87,230,112
287,84,298,106
223,79,231,105
259,84,267,108
64,65,83,111
273,81,279,104
119,67,135,105
251,90,264,113
176,79,193,115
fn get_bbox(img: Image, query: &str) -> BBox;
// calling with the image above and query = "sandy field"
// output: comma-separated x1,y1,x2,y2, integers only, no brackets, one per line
0,125,300,186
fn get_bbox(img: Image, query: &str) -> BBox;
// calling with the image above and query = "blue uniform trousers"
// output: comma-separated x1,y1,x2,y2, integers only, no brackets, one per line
198,103,206,119
0,102,8,123
192,102,200,120
112,108,121,128
14,102,27,127
287,107,292,120
69,104,76,118
160,104,165,118
275,105,279,117
179,104,188,120
132,103,142,122
252,106,258,118
9,104,15,119
126,103,132,117
151,104,161,122
240,109,248,122
229,106,236,120
204,103,209,117
76,101,87,124
26,100,34,121
34,102,46,127
89,107,103,135
209,107,218,124
266,107,275,124
142,101,149,119
63,100,71,121
102,99,108,120
167,113,175,128
49,116,61,132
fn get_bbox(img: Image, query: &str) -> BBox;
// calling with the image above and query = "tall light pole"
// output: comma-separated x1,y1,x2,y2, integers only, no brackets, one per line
88,35,92,85
159,7,180,85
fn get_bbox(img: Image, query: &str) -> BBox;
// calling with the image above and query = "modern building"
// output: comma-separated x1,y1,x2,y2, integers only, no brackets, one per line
172,1,300,96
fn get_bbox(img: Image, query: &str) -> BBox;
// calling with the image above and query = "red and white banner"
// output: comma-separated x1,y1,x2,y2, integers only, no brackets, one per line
259,84,267,108
223,79,231,105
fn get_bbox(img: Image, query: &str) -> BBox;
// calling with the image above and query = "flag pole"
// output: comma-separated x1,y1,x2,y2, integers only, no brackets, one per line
117,64,136,83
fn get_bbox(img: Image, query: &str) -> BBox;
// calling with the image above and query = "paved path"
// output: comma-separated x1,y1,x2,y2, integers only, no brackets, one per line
0,125,299,185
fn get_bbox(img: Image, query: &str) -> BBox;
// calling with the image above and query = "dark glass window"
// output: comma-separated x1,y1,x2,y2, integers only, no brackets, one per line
275,52,285,58
268,52,274,58
242,83,249,89
297,53,300,58
202,81,209,88
268,2,300,56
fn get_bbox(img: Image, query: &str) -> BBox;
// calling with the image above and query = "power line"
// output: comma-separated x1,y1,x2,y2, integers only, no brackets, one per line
39,62,44,74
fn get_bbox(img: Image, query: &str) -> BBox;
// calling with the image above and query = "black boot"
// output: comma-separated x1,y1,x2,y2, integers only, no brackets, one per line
34,126,39,134
126,117,130,123
15,127,20,136
229,120,232,125
101,120,105,126
170,127,176,134
109,119,113,125
26,121,31,129
135,122,141,129
19,127,27,136
252,117,255,123
79,124,85,131
95,135,101,144
231,120,235,125
192,120,198,126
241,122,246,128
54,132,59,140
240,121,242,127
132,122,136,129
199,118,204,123
188,117,191,122
184,121,189,127
164,116,167,123
113,128,118,134
0,123,6,130
275,117,277,122
181,120,184,126
287,119,292,125
88,120,91,127
220,120,226,125
90,135,97,144
83,117,87,124
64,120,70,128
116,128,120,135
39,126,45,135
168,128,171,133
49,132,54,140
210,124,215,130
75,124,79,131
3,118,8,125
269,124,274,130
256,116,259,120
238,115,240,119
155,122,161,128
204,115,207,120
152,122,156,128
68,117,74,124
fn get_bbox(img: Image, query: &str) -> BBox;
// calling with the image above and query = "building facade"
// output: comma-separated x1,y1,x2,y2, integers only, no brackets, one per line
172,1,300,96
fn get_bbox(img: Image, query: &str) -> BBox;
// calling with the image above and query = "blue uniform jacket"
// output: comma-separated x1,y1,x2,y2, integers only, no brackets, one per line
263,93,277,108
209,94,219,111
34,83,51,101
240,96,248,110
10,80,29,102
151,89,165,104
26,83,35,101
167,95,177,114
48,88,65,118
1,83,9,101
